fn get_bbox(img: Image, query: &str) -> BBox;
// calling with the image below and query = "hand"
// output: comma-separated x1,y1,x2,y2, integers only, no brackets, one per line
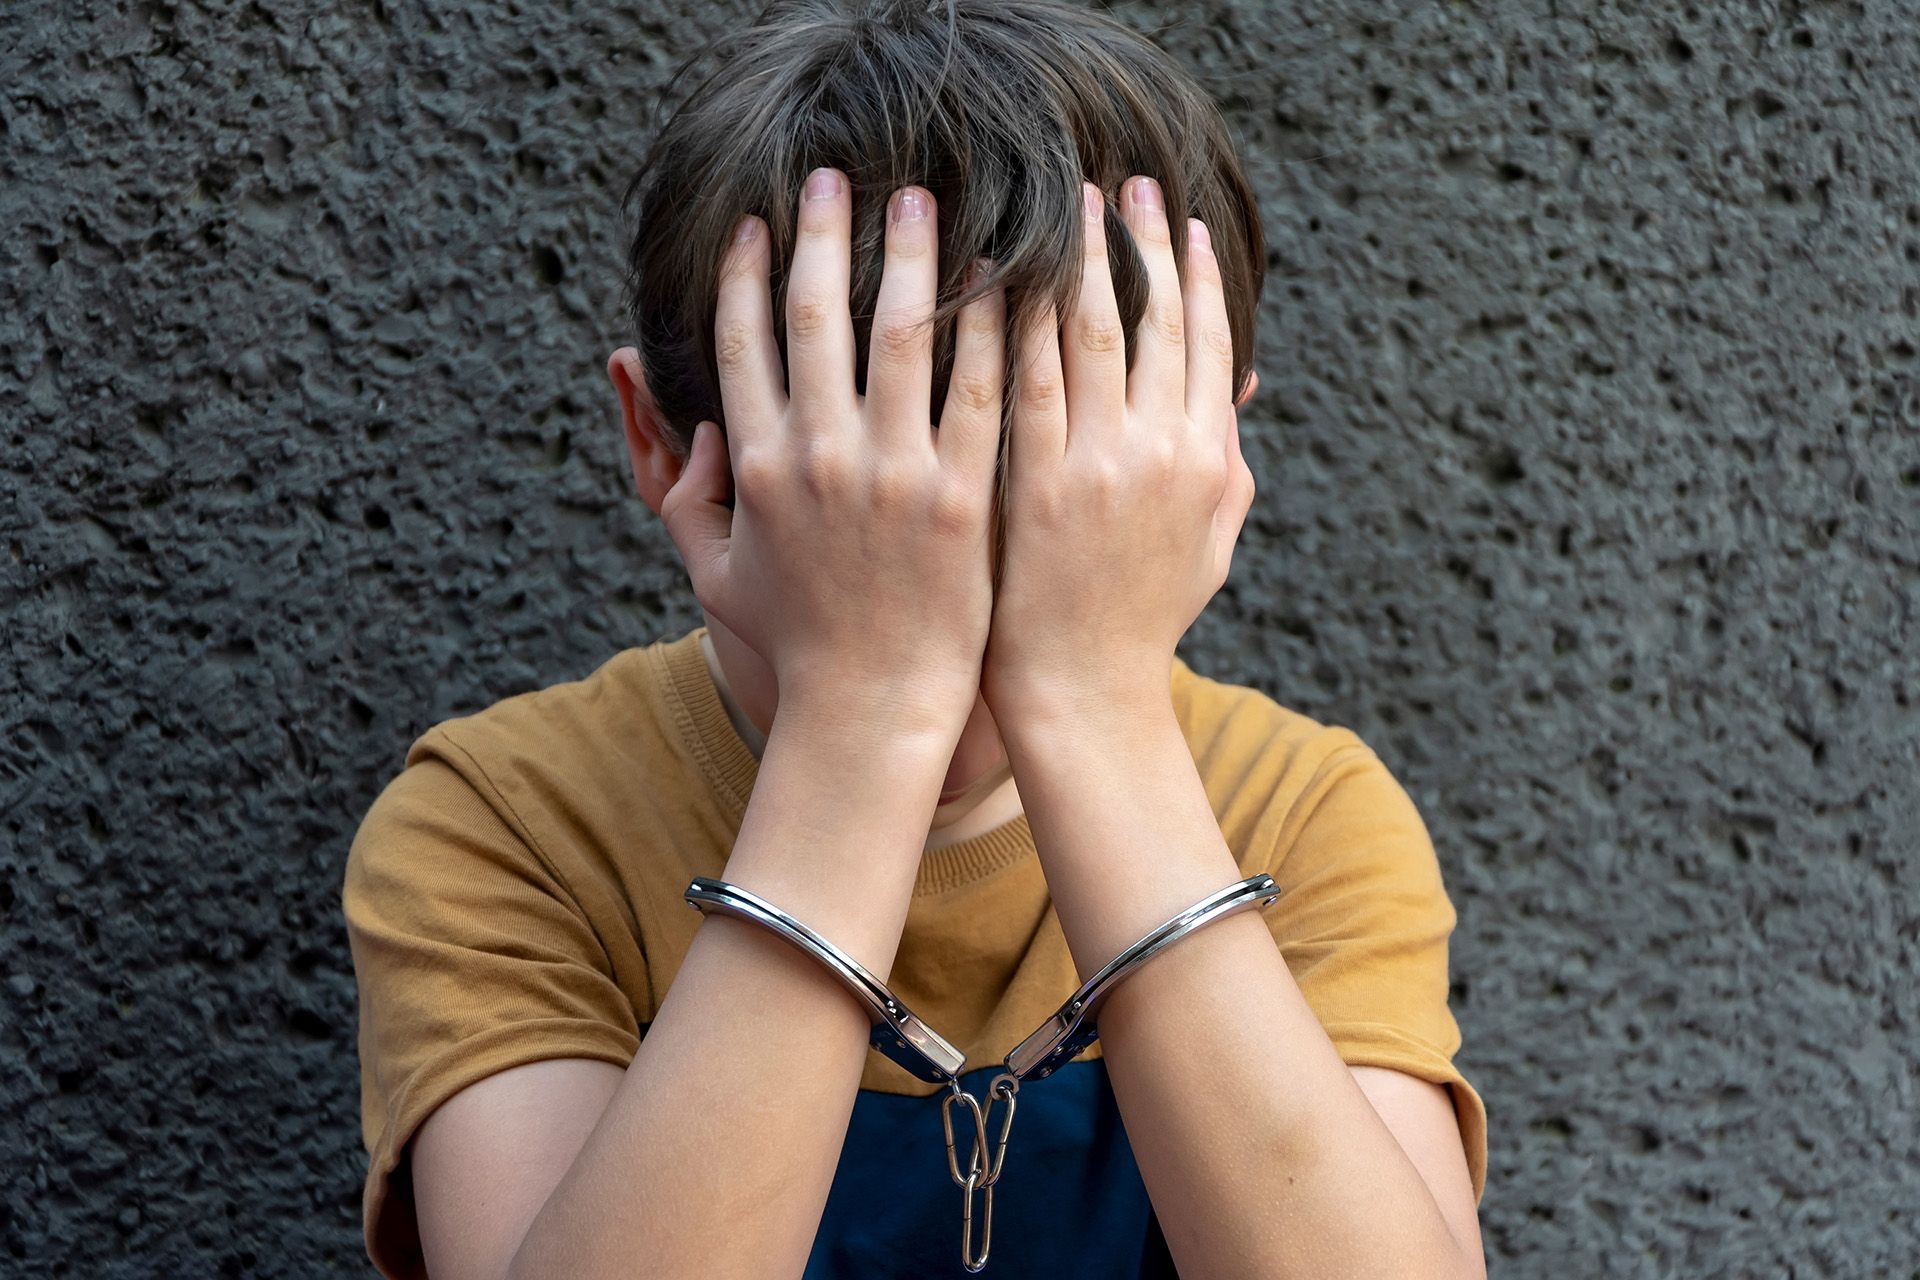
981,177,1256,722
657,169,1007,738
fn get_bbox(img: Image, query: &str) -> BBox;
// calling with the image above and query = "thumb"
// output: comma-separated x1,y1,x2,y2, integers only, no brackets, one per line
660,420,734,606
1213,410,1255,581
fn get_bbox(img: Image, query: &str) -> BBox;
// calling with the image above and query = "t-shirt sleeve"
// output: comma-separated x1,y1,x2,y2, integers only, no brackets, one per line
342,729,642,1280
1260,732,1488,1205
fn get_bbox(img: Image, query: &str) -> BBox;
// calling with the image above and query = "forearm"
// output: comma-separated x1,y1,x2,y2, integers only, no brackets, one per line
509,698,953,1280
999,685,1479,1280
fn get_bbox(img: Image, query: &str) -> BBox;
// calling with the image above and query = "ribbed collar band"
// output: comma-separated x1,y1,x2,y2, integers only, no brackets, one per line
651,627,1035,897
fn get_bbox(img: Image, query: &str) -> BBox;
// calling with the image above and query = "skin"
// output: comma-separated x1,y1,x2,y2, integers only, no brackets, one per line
688,627,1026,850
407,170,1486,1279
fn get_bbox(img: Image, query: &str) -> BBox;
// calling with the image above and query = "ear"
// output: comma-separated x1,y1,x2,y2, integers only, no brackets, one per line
608,346,684,517
1234,367,1261,408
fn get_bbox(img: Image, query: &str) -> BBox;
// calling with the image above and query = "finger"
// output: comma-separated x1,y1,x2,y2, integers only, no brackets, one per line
659,420,735,611
1121,175,1186,414
785,167,858,435
865,186,940,450
1010,297,1065,476
712,215,785,452
1183,217,1236,437
1213,407,1256,579
938,256,1006,484
1235,367,1261,408
1062,181,1126,450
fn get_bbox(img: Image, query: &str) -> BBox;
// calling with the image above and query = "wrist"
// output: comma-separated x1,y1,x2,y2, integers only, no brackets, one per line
987,665,1178,747
767,684,967,774
727,698,961,952
771,644,979,737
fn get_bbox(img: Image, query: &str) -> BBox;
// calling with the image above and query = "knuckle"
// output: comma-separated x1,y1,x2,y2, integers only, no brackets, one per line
1018,369,1061,411
1084,456,1125,498
1202,324,1235,365
1074,314,1126,355
796,443,854,498
1150,300,1185,346
716,248,759,288
729,447,779,498
1134,217,1172,248
870,312,926,365
657,483,687,528
1195,454,1229,502
886,227,932,261
787,295,833,342
959,289,1002,331
715,319,756,372
947,371,1000,416
795,203,838,242
929,476,987,534
1187,254,1225,295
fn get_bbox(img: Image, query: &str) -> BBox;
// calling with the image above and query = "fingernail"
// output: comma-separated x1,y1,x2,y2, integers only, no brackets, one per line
1189,217,1212,250
891,187,928,223
732,215,758,244
970,255,995,285
1083,183,1103,223
1130,176,1163,212
805,168,842,201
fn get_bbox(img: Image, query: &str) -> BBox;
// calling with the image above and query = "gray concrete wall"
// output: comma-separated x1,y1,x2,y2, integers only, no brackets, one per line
3,1,1916,1274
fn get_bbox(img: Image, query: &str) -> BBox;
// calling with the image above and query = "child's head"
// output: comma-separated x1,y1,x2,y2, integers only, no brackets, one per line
611,0,1266,821
621,0,1265,454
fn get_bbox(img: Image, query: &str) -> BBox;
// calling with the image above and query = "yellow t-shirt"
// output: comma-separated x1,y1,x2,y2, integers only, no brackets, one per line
344,624,1487,1278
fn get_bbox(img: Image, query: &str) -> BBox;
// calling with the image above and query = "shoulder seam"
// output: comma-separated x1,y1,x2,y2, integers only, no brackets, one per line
430,727,628,981
1259,731,1380,875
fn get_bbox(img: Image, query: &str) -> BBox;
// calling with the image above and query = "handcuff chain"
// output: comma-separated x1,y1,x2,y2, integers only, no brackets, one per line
941,1073,1021,1272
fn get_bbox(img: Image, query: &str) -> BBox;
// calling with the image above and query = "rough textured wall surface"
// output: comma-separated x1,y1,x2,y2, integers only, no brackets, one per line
3,0,1917,1274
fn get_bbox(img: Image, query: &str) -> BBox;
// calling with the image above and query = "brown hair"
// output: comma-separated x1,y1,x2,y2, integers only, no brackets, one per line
623,0,1264,453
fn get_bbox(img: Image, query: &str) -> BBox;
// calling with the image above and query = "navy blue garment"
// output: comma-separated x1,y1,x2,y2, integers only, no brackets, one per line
807,1058,1177,1278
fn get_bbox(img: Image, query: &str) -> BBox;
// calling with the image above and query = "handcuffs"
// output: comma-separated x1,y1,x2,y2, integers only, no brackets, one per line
685,871,1283,1272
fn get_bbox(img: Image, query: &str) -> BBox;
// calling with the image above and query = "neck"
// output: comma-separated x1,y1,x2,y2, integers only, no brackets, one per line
698,631,1024,848
700,631,770,757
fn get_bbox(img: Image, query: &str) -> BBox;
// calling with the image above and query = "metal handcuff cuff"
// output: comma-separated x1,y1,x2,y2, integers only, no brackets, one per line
685,871,1283,1273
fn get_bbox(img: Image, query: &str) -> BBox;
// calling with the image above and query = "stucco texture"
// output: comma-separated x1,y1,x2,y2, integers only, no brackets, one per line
3,0,1916,1275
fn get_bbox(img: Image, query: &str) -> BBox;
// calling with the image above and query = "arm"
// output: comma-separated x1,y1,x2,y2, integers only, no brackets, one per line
415,704,959,1280
407,169,1007,1280
980,176,1483,1279
996,699,1484,1280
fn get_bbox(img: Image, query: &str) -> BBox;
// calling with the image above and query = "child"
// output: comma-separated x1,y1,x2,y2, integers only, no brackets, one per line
344,2,1487,1276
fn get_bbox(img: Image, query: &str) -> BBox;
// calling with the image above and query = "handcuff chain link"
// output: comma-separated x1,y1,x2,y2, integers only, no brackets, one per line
941,1072,1022,1272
